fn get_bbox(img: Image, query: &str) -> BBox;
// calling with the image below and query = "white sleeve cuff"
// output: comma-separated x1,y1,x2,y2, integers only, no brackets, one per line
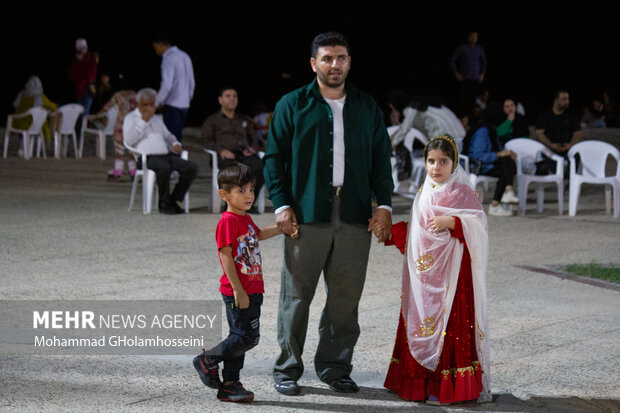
275,205,290,214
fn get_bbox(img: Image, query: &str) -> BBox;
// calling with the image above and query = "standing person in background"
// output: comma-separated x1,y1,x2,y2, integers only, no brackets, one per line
69,37,98,141
152,34,195,143
450,31,487,116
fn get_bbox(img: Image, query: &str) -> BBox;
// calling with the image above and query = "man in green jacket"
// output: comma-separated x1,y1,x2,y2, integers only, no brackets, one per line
263,32,394,396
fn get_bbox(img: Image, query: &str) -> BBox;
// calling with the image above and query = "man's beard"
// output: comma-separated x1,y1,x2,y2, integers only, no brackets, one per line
317,68,346,88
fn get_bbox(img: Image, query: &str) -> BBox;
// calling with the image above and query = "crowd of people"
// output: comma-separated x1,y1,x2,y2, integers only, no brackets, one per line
384,30,620,217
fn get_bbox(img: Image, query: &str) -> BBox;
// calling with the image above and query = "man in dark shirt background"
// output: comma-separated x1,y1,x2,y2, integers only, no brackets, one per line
450,30,487,116
202,86,263,212
535,88,581,156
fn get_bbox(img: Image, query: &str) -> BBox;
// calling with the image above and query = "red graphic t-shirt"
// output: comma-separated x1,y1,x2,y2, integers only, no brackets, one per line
216,211,264,296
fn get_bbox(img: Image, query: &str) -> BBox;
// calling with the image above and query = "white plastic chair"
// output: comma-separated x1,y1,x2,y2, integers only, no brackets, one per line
204,149,266,213
3,106,48,159
125,141,190,214
403,128,429,189
567,140,620,218
505,138,565,216
52,104,84,159
81,105,118,159
458,154,499,201
388,126,428,197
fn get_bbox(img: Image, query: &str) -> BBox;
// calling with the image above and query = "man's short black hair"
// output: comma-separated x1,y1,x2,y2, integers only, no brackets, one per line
217,162,256,192
152,32,172,45
311,32,350,58
218,85,237,97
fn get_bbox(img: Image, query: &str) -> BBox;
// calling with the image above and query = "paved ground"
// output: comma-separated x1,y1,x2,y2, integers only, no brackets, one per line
0,130,619,412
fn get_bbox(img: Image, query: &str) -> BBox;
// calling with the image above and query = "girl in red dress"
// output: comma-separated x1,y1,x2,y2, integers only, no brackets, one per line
382,135,490,405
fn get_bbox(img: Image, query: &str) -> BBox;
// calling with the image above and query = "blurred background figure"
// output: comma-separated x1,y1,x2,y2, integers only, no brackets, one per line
581,96,607,128
68,37,98,143
496,97,530,145
87,85,138,181
450,30,487,116
68,38,98,116
251,100,272,150
12,76,60,156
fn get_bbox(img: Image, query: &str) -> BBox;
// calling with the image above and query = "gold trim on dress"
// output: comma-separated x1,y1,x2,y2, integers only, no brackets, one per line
440,362,480,379
415,254,434,271
419,317,436,337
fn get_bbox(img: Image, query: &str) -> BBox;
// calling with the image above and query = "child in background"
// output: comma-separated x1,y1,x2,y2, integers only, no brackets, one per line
193,162,297,403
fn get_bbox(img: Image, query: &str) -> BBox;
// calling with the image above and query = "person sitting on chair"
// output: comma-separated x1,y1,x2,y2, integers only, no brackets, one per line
123,88,198,214
202,86,263,213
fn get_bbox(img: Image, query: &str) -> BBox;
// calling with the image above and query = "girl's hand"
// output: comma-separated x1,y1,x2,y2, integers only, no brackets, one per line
429,216,455,233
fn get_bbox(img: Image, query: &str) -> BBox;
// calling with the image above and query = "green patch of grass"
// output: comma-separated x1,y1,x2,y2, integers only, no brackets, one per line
563,263,620,284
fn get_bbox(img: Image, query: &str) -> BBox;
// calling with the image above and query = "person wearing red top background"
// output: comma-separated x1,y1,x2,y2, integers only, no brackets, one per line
193,162,297,403
68,37,98,141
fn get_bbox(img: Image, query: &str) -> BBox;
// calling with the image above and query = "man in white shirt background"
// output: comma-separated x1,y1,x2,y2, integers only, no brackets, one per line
124,88,198,215
152,34,195,143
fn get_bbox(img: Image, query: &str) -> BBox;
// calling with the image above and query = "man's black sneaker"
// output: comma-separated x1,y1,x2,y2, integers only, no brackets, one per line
274,379,300,395
329,376,359,393
193,351,221,389
216,381,254,402
168,201,185,214
159,203,181,215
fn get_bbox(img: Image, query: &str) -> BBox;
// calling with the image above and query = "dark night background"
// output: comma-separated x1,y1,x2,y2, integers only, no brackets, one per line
2,2,618,129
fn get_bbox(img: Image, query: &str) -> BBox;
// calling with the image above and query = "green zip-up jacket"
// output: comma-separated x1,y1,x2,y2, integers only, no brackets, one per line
263,79,394,225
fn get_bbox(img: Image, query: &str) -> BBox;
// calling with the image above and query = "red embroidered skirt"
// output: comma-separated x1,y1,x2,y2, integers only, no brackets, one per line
384,246,483,403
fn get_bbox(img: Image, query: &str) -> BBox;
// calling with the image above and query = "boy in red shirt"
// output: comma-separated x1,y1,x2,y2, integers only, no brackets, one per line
193,162,297,402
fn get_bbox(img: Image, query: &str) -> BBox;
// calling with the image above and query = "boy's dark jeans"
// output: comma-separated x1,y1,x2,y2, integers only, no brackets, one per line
205,293,262,382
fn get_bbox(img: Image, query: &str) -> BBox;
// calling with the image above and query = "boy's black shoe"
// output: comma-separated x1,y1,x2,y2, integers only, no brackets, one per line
274,379,300,395
216,381,254,402
193,351,221,389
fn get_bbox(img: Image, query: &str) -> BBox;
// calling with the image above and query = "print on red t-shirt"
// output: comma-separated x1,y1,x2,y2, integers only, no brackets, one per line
216,212,264,296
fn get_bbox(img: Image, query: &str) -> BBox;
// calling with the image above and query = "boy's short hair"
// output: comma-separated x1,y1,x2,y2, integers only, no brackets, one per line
217,162,256,192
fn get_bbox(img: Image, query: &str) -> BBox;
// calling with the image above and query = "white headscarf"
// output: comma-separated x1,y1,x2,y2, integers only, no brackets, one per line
401,139,491,402
75,38,88,59
14,76,43,109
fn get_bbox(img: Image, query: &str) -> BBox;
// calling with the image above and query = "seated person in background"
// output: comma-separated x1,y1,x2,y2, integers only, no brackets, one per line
496,97,530,145
581,97,607,128
91,72,114,115
391,95,467,152
463,105,518,217
535,88,581,156
88,89,138,181
12,76,60,155
202,86,263,213
123,88,198,215
251,100,272,149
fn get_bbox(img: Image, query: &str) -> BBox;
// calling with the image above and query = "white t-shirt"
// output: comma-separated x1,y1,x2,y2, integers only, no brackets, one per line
324,96,346,187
